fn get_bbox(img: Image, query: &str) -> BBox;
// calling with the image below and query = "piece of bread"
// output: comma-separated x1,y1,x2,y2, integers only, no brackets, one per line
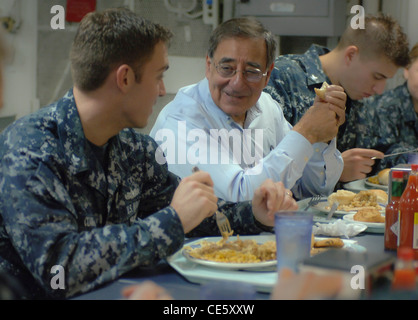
378,168,390,186
327,190,356,206
313,238,344,248
368,189,388,204
353,208,385,223
314,82,329,100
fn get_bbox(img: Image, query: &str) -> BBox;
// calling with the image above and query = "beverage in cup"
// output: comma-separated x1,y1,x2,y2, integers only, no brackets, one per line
274,211,313,273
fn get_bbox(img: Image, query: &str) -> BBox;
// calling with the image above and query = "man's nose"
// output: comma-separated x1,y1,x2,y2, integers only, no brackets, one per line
159,80,167,97
229,70,247,87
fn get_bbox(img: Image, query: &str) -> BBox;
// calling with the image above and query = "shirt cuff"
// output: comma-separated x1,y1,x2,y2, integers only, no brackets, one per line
279,130,314,167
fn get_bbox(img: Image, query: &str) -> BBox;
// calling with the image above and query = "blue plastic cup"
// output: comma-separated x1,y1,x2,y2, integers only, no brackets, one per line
274,211,313,273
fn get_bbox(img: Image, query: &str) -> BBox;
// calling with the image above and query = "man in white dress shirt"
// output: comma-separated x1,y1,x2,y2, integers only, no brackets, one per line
151,17,347,201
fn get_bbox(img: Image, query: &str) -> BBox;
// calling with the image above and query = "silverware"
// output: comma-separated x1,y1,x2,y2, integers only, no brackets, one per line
304,195,322,211
327,202,339,220
191,166,232,237
371,148,418,160
214,210,233,238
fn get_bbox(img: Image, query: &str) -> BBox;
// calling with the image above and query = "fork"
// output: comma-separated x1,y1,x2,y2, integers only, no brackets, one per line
304,195,323,211
326,202,339,220
191,167,233,237
214,210,233,238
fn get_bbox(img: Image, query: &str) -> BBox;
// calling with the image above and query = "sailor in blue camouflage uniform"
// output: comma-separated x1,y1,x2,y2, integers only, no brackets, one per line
362,43,418,170
265,44,367,151
0,8,297,299
265,14,410,181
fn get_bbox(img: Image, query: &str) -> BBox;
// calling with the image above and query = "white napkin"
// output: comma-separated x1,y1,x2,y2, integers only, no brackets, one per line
312,219,367,238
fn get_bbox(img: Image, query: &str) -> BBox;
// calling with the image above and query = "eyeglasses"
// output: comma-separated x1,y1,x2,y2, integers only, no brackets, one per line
212,61,268,83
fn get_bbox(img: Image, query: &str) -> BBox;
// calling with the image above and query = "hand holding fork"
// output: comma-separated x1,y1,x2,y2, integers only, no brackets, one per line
169,168,219,233
192,167,233,238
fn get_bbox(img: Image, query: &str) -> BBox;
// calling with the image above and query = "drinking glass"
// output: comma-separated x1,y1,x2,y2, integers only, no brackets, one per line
274,211,313,273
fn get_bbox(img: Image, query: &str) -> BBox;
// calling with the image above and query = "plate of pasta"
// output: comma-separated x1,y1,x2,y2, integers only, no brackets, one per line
182,235,277,270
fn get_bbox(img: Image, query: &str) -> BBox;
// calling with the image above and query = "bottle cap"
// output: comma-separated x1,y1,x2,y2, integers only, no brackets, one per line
411,164,418,171
398,247,414,261
392,171,404,179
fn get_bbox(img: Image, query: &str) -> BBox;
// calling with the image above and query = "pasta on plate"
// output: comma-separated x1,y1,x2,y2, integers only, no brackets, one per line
184,236,276,263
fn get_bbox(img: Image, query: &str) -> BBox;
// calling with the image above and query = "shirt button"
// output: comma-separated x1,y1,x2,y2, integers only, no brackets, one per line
315,148,320,153
304,157,309,162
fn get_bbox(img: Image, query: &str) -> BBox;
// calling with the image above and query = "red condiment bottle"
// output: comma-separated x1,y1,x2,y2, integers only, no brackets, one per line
398,164,418,259
392,247,416,291
385,171,405,251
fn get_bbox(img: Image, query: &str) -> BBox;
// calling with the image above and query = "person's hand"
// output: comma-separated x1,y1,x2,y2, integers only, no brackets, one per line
339,148,384,182
252,180,298,227
121,281,173,300
271,268,342,300
170,171,218,233
293,85,347,144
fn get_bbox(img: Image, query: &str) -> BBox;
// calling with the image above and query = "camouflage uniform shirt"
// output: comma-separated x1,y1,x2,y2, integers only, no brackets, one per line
0,90,267,299
264,44,374,154
362,82,418,169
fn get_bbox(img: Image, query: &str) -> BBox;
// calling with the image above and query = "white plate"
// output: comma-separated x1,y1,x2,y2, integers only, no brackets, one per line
344,177,388,192
167,235,366,293
343,213,385,233
168,235,278,293
297,198,340,223
364,176,388,190
343,179,368,192
312,199,357,216
313,199,385,216
182,236,276,271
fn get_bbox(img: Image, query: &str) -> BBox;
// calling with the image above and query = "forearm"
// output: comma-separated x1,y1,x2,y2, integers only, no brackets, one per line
1,162,184,299
5,201,184,299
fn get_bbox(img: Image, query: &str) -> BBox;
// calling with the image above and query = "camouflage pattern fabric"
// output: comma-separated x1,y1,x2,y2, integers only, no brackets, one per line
0,89,267,299
264,44,376,154
362,82,418,169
